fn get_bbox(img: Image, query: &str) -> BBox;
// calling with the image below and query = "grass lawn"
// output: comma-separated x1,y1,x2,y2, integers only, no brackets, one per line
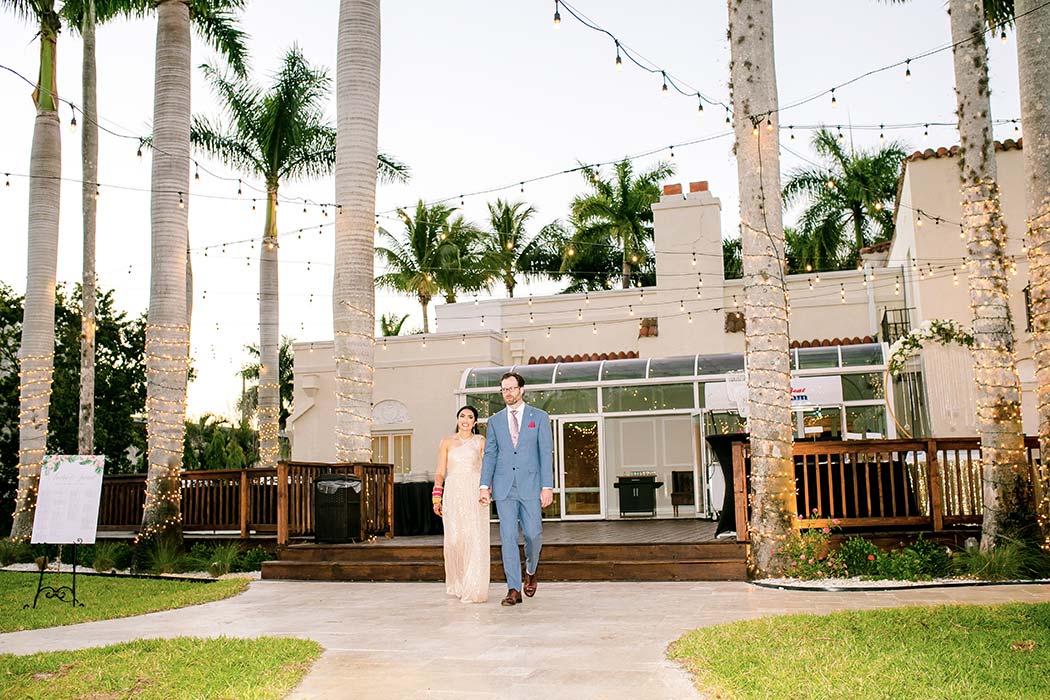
0,636,321,699
669,602,1050,700
0,571,248,633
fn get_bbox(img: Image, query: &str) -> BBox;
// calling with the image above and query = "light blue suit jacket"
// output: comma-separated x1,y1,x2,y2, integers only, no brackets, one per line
481,404,554,501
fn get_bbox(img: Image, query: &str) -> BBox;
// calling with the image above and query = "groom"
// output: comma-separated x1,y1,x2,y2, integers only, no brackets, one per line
479,371,553,606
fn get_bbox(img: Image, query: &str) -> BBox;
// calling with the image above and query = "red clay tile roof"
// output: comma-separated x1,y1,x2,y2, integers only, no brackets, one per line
528,351,639,365
858,240,892,255
905,138,1022,162
789,336,875,349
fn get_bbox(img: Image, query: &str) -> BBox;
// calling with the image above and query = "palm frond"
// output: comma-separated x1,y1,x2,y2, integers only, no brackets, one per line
189,0,249,77
190,115,262,175
378,152,410,184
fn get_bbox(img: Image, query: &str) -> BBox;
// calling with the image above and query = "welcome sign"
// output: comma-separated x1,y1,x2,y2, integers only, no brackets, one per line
31,455,105,544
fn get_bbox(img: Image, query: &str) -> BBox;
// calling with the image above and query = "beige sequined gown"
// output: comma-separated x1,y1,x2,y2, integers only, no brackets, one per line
443,435,490,603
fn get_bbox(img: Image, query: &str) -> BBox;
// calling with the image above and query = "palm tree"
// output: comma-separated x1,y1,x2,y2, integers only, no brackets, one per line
6,0,63,540
722,238,743,280
944,0,1032,547
73,0,98,458
140,0,247,542
239,337,295,431
884,0,1034,546
379,312,409,336
781,128,907,270
482,199,538,298
191,46,335,469
333,0,382,462
1016,0,1050,545
570,159,674,289
374,201,484,332
728,0,797,574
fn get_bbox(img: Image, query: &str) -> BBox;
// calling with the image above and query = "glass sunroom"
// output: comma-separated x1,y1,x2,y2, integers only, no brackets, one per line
456,343,890,521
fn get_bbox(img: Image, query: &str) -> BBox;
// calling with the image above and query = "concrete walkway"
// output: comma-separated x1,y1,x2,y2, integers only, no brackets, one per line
2,580,1048,699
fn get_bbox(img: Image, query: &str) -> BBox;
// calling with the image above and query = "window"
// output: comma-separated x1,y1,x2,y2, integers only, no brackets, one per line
841,373,885,401
371,433,412,474
602,383,694,412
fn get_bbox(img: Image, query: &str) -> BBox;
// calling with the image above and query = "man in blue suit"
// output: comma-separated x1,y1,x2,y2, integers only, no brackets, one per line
479,371,554,606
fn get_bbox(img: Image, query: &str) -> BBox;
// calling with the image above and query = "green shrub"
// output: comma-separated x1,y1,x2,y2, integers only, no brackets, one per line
951,540,1045,581
0,539,34,566
876,547,932,581
778,526,848,579
141,538,182,575
111,542,134,571
903,534,950,578
208,543,242,577
838,536,882,576
91,542,121,572
182,542,215,572
234,546,272,572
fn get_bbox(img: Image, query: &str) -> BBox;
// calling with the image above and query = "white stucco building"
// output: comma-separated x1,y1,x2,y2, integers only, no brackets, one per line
288,139,1032,521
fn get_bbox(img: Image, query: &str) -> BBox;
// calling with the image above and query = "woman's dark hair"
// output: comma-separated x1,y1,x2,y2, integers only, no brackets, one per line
455,405,480,434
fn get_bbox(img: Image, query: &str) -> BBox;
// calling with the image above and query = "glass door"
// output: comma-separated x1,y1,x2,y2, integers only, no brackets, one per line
556,417,604,519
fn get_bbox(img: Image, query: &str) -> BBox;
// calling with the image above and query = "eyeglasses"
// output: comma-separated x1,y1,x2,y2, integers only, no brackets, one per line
500,386,522,393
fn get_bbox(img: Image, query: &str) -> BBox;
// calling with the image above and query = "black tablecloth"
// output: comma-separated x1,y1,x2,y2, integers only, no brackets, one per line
706,433,748,536
393,481,444,536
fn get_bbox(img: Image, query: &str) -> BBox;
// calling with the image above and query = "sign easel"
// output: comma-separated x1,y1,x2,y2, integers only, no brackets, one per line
24,455,105,610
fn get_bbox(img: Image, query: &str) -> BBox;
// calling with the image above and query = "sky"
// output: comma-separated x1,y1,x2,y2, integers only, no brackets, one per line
0,0,1026,419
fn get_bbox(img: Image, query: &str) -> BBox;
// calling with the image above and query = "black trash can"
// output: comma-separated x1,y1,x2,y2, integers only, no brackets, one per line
314,474,362,543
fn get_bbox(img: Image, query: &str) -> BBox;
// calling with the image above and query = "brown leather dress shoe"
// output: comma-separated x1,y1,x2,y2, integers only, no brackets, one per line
501,589,522,606
523,572,538,597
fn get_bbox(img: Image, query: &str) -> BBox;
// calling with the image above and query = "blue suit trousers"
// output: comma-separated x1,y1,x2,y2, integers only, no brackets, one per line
494,480,542,592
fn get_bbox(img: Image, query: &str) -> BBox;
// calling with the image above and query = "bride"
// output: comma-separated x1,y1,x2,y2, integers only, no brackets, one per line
432,405,490,603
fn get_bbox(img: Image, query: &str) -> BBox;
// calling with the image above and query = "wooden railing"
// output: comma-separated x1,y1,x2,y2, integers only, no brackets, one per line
97,462,394,544
731,436,1041,542
276,461,395,545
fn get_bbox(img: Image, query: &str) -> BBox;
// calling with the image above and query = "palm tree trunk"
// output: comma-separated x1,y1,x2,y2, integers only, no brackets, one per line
11,11,61,541
621,258,631,289
728,0,797,574
419,297,430,334
79,0,97,456
949,0,1033,548
333,0,381,461
141,0,191,542
257,186,281,468
1017,0,1050,546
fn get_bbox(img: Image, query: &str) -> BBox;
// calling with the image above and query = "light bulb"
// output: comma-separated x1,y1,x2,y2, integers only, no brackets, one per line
615,50,622,71
697,98,704,115
830,89,837,108
70,114,77,130
661,72,668,95
553,1,561,28
905,60,911,81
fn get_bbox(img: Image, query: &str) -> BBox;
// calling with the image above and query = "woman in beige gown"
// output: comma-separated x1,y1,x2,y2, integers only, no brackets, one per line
433,406,490,603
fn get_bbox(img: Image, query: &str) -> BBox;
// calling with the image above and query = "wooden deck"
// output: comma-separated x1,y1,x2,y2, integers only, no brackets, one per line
261,518,749,582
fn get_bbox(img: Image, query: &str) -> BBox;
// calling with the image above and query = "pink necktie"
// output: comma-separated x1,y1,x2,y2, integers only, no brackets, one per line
510,409,520,446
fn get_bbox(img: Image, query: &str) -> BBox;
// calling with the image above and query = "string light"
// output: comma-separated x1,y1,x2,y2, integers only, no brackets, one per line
905,59,912,81
830,88,837,109
661,71,669,95
615,41,622,71
553,0,560,28
178,192,184,209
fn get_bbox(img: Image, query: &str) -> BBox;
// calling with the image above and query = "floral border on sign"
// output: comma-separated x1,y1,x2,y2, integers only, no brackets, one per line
887,319,974,377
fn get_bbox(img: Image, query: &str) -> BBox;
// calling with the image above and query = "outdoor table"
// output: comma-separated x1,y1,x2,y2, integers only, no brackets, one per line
393,481,444,536
705,433,748,536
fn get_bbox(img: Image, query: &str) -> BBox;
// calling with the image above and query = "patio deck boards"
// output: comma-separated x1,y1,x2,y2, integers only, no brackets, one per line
261,518,749,582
